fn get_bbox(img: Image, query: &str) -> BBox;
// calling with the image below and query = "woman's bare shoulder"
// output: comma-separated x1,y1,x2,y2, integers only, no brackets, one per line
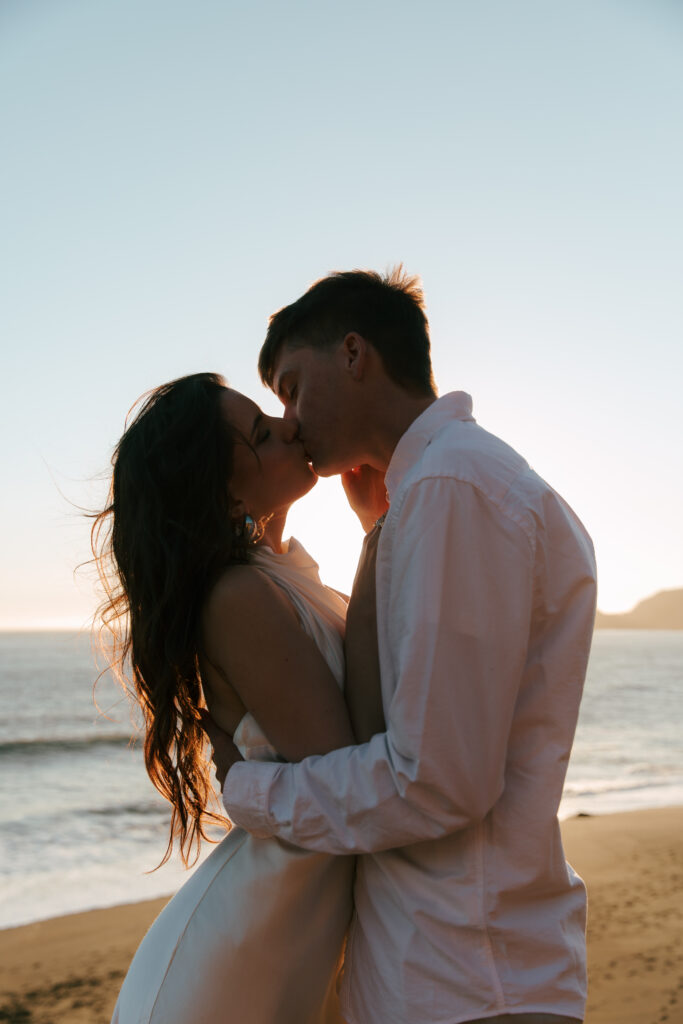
202,563,298,641
201,564,354,761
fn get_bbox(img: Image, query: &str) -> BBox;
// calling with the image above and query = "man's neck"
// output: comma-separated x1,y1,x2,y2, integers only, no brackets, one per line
366,392,437,472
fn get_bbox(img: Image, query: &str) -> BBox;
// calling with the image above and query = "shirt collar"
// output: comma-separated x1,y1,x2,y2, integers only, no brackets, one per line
385,391,475,500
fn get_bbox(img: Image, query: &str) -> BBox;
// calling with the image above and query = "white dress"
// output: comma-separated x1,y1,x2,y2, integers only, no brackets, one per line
111,540,353,1024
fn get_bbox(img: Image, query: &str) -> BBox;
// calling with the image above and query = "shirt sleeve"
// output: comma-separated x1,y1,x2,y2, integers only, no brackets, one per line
222,477,535,853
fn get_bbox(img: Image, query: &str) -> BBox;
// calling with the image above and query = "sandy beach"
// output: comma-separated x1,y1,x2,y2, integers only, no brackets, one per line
1,806,681,1024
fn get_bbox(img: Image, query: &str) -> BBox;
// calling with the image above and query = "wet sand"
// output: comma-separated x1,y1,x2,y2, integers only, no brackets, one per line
1,806,681,1023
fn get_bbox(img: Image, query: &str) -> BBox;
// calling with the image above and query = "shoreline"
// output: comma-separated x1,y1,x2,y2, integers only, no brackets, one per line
7,796,683,936
1,806,681,1023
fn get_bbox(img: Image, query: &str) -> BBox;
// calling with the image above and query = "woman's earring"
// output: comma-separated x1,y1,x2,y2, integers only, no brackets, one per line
244,515,257,543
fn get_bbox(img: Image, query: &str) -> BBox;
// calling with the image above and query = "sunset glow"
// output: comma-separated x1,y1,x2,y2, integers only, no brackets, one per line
0,1,681,628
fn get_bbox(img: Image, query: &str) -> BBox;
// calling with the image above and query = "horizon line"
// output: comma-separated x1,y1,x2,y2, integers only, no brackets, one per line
1,586,681,632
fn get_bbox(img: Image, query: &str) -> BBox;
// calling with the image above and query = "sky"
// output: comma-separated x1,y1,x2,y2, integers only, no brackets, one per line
1,0,681,628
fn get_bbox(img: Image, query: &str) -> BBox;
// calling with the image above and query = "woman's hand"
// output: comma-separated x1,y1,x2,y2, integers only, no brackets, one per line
200,710,243,789
341,465,389,533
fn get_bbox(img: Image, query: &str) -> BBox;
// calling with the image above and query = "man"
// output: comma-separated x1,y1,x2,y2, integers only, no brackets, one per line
207,268,597,1024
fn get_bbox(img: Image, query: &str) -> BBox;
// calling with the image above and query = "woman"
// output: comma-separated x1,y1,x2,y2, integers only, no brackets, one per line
92,373,357,1024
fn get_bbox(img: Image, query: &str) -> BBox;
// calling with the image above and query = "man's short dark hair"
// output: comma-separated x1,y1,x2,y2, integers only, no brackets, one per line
258,267,436,397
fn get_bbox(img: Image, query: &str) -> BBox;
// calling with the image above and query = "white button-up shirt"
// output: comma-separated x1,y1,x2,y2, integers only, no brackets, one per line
223,392,597,1024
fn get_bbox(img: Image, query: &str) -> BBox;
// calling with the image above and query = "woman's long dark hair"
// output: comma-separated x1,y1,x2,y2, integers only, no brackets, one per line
92,373,248,866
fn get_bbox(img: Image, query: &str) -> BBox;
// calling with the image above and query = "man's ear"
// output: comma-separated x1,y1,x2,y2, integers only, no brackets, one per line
341,332,368,381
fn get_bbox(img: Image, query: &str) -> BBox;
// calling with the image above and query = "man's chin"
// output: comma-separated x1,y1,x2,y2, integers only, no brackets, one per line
310,463,333,478
307,451,353,478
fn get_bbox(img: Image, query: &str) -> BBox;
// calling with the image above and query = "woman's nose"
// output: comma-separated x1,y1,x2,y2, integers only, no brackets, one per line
281,416,299,442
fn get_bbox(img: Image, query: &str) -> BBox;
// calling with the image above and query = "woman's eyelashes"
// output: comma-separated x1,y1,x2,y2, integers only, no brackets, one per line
256,417,274,444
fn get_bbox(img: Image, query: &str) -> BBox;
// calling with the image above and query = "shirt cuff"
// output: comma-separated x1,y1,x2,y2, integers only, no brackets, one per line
222,760,281,838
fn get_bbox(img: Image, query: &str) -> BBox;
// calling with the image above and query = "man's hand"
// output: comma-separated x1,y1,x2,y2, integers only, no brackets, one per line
341,465,389,532
200,711,243,788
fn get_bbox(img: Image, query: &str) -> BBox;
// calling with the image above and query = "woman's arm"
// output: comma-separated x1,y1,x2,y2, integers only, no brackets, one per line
200,566,354,762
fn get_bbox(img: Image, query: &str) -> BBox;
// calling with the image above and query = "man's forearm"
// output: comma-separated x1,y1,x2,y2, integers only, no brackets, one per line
223,727,500,854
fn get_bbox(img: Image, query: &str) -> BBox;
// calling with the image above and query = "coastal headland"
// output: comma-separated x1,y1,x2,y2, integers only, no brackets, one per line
595,589,683,630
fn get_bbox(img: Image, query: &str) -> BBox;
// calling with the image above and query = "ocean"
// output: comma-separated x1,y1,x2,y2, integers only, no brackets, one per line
1,629,682,930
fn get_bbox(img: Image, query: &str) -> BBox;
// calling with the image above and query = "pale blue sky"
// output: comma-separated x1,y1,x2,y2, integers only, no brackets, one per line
1,0,681,626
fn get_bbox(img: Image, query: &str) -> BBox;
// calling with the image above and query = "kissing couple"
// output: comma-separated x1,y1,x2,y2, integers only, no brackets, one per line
96,268,597,1024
